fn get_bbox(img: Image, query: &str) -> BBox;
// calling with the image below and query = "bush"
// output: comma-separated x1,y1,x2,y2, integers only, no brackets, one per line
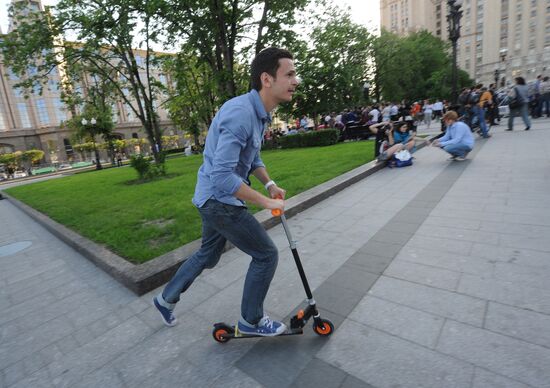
277,129,339,149
129,154,152,180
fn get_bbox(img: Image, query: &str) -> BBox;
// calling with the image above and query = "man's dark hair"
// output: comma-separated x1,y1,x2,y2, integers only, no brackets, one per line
516,77,526,85
251,47,293,91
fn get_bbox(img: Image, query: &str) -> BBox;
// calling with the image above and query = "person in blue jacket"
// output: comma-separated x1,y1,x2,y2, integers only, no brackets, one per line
153,47,298,336
431,111,474,161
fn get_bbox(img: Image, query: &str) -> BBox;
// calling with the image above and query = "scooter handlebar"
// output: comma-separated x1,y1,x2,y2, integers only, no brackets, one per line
271,195,284,217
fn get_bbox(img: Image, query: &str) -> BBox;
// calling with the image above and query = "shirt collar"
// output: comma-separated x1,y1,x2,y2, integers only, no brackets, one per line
248,89,272,124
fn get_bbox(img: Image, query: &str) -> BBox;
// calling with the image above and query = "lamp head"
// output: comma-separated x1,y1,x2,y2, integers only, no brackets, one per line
81,118,87,125
90,118,97,125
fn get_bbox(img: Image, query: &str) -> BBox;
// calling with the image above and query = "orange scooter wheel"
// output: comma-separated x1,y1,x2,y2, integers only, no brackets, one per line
212,325,233,343
313,319,334,336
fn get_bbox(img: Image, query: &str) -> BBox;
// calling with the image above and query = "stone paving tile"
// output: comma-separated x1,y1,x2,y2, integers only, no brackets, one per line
471,368,531,388
369,276,486,327
485,302,550,349
384,260,461,291
318,320,475,388
292,358,347,387
47,317,153,387
416,224,500,245
470,242,550,269
0,316,74,370
493,261,550,291
436,320,550,387
349,295,445,348
406,234,474,256
72,365,127,388
457,273,550,315
395,246,495,276
340,374,377,388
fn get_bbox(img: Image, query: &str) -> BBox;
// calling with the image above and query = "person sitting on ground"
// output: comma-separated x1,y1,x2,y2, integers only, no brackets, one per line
430,111,474,161
370,121,416,161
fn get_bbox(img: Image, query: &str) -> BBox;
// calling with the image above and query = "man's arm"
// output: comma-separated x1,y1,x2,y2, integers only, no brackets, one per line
252,166,286,200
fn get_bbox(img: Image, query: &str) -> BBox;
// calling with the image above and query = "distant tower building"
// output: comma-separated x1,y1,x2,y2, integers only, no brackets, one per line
380,0,550,87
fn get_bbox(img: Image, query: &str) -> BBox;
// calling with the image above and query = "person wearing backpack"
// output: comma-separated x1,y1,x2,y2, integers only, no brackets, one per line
470,84,491,138
506,77,531,131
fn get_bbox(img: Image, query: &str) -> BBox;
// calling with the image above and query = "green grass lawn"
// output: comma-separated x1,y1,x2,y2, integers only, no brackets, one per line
5,141,375,263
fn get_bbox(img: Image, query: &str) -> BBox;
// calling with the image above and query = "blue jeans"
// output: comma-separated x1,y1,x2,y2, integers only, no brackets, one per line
443,143,472,158
162,199,278,325
508,103,531,130
472,105,488,136
543,93,550,117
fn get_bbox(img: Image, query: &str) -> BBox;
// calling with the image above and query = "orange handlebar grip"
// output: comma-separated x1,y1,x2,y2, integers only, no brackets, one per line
271,194,283,217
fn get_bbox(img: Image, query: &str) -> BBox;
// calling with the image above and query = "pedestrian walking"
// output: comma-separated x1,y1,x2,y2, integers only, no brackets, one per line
507,77,531,131
153,47,297,337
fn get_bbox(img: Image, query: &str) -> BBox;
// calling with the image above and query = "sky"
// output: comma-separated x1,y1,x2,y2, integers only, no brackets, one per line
1,0,380,36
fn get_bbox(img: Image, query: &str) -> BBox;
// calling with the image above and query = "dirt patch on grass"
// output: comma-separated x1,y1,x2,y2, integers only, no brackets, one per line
147,235,172,248
142,218,175,229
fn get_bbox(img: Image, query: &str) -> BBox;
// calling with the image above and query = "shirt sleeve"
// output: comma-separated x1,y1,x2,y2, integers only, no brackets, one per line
209,108,250,195
251,149,265,171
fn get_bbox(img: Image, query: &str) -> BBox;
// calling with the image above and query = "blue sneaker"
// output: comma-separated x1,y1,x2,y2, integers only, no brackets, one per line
153,296,177,327
237,316,287,336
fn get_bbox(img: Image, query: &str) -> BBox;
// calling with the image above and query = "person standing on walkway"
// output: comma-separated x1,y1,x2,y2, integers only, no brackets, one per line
153,47,298,336
540,76,550,118
430,111,474,161
470,84,491,138
507,77,531,131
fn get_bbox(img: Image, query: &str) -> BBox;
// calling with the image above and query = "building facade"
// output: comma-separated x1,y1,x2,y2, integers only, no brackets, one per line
0,0,179,165
381,0,550,87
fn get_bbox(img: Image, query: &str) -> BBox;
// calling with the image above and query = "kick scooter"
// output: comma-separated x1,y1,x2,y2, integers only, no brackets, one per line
212,205,334,343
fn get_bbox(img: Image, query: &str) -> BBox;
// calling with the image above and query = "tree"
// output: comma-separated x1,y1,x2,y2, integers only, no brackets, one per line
1,0,168,163
67,103,115,170
162,50,218,146
160,0,311,102
370,29,473,103
278,12,373,123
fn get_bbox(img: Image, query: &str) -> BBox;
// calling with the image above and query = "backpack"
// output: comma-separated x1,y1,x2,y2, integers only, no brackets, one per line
468,92,480,105
509,87,523,109
391,149,413,168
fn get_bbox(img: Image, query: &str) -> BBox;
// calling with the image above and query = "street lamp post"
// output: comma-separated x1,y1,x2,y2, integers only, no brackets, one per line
81,117,102,170
447,0,463,105
494,69,500,88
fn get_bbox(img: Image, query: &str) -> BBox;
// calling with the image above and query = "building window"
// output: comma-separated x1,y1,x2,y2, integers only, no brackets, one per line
0,109,6,130
53,99,66,123
36,99,50,125
17,103,32,128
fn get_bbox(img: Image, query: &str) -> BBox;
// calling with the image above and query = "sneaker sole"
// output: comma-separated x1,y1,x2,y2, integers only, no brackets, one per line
152,298,177,327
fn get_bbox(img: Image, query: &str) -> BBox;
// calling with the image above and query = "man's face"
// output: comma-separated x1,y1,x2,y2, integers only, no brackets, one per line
266,58,299,103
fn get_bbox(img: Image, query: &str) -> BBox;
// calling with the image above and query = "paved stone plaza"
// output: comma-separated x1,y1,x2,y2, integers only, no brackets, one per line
1,120,550,387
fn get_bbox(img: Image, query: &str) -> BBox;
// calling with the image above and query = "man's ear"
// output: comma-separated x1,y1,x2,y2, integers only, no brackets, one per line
260,72,272,89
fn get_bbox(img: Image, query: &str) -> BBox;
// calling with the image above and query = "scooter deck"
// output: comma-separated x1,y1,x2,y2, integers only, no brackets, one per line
219,325,303,340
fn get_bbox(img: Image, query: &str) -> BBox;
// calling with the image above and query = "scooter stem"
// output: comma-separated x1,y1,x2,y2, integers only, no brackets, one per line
279,214,297,249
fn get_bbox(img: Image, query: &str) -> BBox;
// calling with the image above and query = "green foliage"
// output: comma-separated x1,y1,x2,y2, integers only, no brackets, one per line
371,29,473,102
0,150,44,167
280,12,373,119
130,154,152,180
277,130,339,149
6,141,375,263
129,153,166,181
0,0,167,161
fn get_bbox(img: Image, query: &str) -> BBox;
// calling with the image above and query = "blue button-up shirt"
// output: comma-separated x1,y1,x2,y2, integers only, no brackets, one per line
192,89,270,208
439,121,474,149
